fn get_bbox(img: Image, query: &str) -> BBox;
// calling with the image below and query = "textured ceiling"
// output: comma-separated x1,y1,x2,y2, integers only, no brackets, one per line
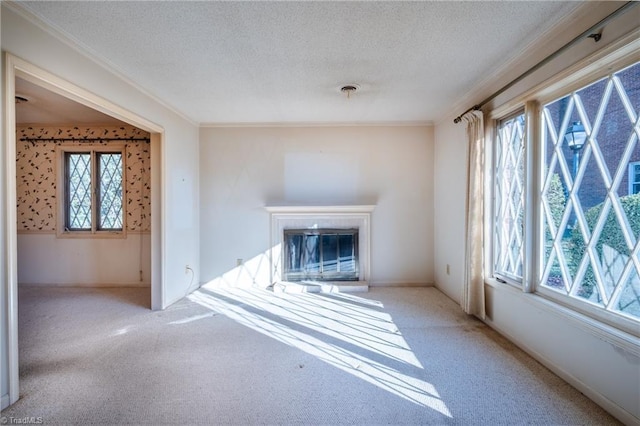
16,1,579,125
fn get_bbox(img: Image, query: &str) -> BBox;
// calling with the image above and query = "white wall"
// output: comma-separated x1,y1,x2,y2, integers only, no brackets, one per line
17,234,151,286
199,126,434,287
2,3,200,407
433,3,640,423
433,121,466,303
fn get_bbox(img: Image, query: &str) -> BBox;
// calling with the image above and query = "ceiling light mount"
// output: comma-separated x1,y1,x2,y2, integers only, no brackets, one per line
340,84,359,99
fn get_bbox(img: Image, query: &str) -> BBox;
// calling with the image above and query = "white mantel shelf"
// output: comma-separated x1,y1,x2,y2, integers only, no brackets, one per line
265,205,376,214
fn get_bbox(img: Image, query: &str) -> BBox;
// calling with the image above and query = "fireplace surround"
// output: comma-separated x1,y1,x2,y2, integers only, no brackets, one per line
266,205,374,288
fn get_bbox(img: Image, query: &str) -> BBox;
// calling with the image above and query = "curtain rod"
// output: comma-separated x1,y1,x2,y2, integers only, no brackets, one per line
20,138,150,142
453,1,638,124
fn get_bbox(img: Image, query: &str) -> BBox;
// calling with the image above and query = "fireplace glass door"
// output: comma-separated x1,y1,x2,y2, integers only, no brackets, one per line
284,228,359,281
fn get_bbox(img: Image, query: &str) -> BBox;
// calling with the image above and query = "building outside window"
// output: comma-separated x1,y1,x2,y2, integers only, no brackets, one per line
630,162,640,194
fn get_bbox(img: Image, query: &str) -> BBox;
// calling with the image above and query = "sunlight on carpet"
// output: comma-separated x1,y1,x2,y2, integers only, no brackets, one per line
187,285,452,417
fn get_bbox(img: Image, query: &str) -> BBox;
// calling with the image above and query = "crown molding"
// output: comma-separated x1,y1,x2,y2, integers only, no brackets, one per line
199,120,433,128
3,1,198,128
436,1,621,127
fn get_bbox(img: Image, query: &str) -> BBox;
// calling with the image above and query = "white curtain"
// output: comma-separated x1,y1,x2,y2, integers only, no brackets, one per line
462,110,486,320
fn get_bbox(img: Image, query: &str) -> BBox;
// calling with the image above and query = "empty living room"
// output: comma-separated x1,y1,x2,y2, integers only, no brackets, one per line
1,1,639,425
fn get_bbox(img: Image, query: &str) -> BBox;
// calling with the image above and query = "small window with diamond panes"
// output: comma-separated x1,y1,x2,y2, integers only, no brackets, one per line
64,149,124,233
493,112,526,284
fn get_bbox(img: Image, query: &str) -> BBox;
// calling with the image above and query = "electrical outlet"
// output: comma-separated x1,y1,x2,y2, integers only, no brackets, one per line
237,258,243,266
446,264,450,275
185,264,191,274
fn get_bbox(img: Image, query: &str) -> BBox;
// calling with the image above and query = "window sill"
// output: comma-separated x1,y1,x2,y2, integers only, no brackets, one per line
56,231,127,239
485,279,640,356
485,276,520,289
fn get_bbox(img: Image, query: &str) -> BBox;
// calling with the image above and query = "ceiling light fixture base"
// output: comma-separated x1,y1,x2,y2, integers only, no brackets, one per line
340,84,360,99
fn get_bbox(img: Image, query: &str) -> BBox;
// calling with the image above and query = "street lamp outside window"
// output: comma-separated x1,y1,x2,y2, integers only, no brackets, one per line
564,121,587,178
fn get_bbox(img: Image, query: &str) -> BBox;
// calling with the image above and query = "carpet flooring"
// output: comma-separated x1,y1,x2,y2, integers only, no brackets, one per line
1,285,619,425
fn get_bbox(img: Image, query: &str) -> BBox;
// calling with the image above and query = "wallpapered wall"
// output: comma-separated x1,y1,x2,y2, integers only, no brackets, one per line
16,125,151,232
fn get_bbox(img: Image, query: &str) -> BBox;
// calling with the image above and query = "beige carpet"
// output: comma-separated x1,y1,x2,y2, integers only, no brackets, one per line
1,285,619,425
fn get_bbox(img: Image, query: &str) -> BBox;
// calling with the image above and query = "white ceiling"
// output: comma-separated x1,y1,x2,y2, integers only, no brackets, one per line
16,1,580,126
15,77,124,125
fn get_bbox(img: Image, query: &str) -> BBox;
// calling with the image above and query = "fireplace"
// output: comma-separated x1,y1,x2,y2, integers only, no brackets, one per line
266,205,374,286
284,228,359,281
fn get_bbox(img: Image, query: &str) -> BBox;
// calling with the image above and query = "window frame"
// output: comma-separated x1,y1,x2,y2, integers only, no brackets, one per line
629,161,640,195
56,144,127,238
488,41,640,337
491,109,527,287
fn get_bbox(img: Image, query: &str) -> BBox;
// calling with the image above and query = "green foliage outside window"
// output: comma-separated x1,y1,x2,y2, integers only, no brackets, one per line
546,173,566,241
570,194,640,299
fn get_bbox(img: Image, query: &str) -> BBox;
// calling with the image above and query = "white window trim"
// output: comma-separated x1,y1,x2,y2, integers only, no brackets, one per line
629,161,640,195
56,144,127,239
491,110,526,288
490,28,640,120
488,33,640,337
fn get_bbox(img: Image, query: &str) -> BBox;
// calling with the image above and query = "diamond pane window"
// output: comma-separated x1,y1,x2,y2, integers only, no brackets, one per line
540,60,640,320
98,153,123,230
64,149,125,233
66,153,92,230
494,113,525,282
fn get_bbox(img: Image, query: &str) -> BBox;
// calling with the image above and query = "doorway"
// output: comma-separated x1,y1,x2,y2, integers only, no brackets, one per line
4,54,165,407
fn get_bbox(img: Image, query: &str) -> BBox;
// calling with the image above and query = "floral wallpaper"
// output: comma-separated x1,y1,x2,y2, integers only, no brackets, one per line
16,126,151,232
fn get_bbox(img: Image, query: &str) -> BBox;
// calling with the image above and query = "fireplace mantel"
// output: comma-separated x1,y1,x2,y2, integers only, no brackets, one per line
266,205,374,288
265,205,376,214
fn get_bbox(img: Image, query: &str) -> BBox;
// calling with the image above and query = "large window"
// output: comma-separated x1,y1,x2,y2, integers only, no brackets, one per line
60,147,124,234
492,58,640,328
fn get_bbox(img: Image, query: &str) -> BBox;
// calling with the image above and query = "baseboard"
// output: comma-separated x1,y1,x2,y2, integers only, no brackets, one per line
484,318,640,426
1,393,10,410
18,282,151,288
369,281,434,287
434,284,461,305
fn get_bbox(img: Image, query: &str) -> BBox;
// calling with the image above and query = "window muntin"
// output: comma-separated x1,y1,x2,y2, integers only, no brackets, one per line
493,112,526,283
62,148,124,234
539,61,640,321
